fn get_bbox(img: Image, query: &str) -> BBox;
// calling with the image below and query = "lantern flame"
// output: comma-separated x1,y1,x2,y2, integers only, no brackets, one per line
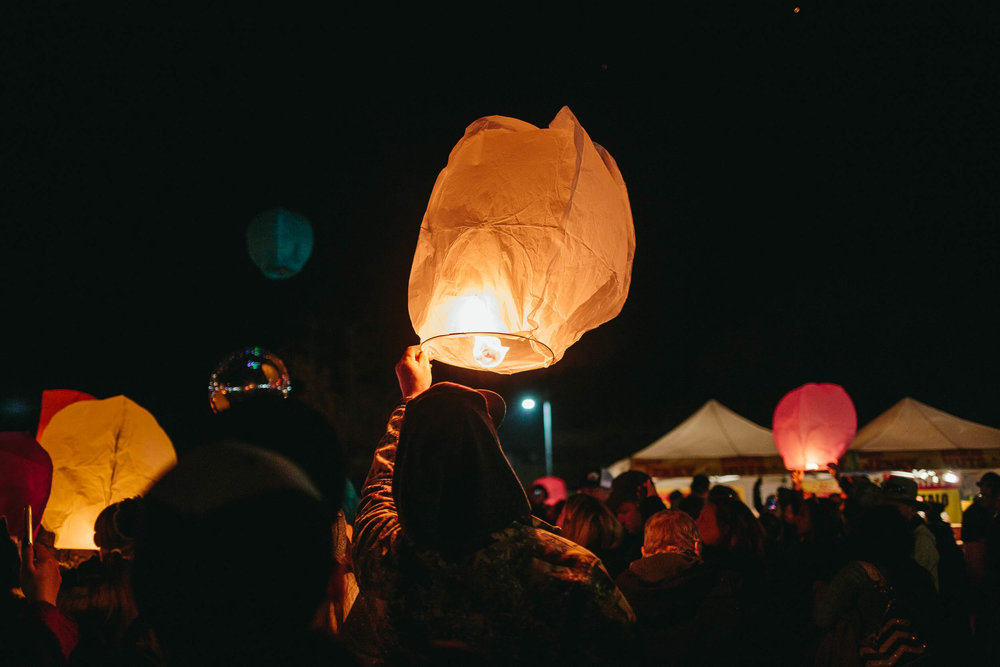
473,336,509,368
445,294,508,334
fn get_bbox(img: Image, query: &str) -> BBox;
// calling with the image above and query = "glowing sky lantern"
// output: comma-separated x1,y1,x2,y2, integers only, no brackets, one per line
772,383,857,473
408,106,635,373
36,389,95,441
38,395,177,549
246,207,314,279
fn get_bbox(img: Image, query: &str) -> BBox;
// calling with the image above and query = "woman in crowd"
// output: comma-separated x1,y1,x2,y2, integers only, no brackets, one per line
558,493,628,578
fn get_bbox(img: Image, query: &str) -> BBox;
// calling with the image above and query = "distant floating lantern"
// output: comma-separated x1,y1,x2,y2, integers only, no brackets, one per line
772,383,857,475
208,346,291,413
246,208,314,279
408,106,635,373
38,395,177,549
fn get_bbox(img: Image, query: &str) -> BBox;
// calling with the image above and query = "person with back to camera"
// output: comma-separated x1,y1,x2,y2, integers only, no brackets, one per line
131,438,356,666
345,347,636,665
578,468,614,503
878,475,940,592
558,493,628,579
693,490,778,664
678,474,710,519
614,509,745,665
811,504,939,667
965,471,1000,662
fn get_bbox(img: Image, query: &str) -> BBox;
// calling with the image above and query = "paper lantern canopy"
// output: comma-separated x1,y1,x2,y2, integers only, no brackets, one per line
408,106,635,373
246,208,314,279
38,395,177,549
208,346,291,413
772,383,857,472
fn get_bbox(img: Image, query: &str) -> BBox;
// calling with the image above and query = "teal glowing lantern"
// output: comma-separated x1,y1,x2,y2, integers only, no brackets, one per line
246,208,314,279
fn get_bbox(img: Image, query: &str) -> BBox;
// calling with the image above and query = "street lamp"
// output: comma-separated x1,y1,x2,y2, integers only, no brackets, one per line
521,397,553,477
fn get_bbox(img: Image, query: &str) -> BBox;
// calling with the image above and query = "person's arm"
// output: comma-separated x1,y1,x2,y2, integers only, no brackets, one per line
351,347,431,591
21,540,78,660
913,525,940,592
753,476,764,513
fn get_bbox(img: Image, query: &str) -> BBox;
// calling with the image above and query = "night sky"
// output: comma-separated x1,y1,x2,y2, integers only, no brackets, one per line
3,4,998,487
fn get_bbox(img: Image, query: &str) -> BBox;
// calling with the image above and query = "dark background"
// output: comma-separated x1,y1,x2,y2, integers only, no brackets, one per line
3,3,998,489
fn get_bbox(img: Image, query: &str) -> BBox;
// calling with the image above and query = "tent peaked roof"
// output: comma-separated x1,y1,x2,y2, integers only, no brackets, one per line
632,399,776,460
850,397,1000,451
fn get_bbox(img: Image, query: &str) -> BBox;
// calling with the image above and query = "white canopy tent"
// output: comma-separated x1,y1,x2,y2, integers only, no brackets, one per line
850,397,1000,452
610,400,789,504
624,399,776,462
843,397,1000,509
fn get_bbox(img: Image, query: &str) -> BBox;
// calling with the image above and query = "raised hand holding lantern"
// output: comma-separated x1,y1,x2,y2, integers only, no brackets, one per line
408,106,635,373
772,383,857,484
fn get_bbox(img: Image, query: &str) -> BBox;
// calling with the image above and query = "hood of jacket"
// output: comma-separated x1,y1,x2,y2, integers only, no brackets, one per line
393,382,531,554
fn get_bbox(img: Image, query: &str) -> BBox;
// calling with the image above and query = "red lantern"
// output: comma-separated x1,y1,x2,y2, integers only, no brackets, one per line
0,432,53,542
36,389,96,441
772,383,857,472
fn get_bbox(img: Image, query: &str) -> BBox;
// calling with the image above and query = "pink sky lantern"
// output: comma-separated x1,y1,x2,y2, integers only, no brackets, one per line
772,383,857,472
408,106,634,373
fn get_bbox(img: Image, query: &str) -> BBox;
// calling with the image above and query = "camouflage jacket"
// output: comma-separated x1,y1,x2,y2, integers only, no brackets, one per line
347,401,637,665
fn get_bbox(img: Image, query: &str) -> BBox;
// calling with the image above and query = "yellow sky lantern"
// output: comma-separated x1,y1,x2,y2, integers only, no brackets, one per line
38,395,177,550
408,106,635,373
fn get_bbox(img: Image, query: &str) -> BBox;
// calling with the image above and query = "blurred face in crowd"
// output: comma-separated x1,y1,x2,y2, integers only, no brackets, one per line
980,484,1000,511
616,501,644,536
885,499,916,521
781,502,796,526
794,504,812,538
695,501,721,546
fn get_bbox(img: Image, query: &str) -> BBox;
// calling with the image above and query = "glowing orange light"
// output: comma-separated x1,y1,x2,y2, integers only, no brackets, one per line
408,107,635,374
793,6,800,12
773,383,857,474
39,395,177,549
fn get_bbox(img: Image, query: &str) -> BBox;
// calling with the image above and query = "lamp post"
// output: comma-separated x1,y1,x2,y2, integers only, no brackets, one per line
521,398,553,477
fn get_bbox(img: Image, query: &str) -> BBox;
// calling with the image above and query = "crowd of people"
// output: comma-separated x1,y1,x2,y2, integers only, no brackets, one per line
4,345,1000,665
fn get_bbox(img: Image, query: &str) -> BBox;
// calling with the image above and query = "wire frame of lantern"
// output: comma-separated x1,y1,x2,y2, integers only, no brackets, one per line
408,106,635,374
208,346,291,413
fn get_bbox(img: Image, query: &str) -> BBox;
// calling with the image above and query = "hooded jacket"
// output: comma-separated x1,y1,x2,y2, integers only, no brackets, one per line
348,383,635,665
